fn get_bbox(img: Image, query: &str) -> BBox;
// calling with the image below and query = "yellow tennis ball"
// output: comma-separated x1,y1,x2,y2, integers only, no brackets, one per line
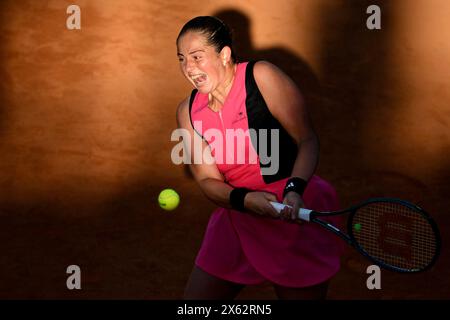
158,189,180,211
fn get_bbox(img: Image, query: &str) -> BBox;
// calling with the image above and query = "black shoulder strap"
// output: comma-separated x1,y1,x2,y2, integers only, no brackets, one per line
187,89,206,140
188,89,198,130
245,60,258,92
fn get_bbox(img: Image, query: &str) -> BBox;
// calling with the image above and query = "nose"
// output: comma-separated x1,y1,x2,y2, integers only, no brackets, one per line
184,58,195,73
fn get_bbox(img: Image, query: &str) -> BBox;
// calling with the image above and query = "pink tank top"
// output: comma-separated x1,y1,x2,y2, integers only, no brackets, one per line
189,61,298,189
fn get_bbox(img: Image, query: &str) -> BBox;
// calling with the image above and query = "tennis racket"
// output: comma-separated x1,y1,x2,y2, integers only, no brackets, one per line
270,198,441,273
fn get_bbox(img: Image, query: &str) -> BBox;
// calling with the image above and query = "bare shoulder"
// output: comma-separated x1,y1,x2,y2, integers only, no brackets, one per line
253,60,301,100
177,96,189,115
253,60,290,84
251,60,306,128
253,60,281,74
176,96,190,127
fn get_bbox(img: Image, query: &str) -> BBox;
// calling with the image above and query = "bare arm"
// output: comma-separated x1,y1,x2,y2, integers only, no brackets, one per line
253,61,319,181
176,98,232,208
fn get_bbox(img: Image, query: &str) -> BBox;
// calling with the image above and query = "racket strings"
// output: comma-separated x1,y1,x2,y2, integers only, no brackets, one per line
352,202,437,271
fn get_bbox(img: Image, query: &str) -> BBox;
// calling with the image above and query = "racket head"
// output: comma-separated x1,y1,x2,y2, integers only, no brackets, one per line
347,198,441,273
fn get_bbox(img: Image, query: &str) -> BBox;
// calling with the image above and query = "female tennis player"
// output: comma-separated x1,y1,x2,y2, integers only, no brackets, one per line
176,16,342,299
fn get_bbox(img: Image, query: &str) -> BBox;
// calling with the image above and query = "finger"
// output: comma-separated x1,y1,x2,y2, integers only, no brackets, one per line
278,207,286,219
291,203,299,220
279,207,287,219
283,206,292,220
291,198,301,220
279,197,292,219
286,206,293,219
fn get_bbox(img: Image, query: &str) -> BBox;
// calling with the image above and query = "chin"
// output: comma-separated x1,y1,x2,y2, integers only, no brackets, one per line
195,85,211,94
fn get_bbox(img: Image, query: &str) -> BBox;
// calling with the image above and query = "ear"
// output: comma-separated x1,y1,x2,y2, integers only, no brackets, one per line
220,46,232,66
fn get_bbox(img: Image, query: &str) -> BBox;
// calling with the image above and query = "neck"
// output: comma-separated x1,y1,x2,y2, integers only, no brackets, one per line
209,63,237,112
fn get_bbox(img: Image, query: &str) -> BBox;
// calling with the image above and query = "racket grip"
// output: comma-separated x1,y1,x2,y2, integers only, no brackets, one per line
269,202,312,221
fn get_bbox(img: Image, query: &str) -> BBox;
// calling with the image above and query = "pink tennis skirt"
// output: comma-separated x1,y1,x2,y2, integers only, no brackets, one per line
195,175,344,288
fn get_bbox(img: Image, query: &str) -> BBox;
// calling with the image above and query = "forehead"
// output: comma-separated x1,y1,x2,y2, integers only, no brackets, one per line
177,31,210,52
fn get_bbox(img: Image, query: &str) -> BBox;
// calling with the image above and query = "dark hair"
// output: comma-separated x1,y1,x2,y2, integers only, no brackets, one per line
176,16,237,63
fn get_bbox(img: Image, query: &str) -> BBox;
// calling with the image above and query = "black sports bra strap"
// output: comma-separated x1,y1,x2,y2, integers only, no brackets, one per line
188,89,198,130
187,89,206,140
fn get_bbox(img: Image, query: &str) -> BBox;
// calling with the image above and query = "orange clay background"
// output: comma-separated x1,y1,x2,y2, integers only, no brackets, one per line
0,0,449,299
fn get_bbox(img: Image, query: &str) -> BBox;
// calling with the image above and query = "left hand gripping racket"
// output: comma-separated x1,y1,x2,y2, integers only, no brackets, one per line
270,198,441,273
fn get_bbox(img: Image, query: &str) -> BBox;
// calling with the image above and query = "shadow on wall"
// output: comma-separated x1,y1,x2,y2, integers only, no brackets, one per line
314,0,392,173
311,1,440,204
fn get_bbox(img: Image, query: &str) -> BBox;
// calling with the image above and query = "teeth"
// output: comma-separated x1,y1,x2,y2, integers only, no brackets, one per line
190,74,204,80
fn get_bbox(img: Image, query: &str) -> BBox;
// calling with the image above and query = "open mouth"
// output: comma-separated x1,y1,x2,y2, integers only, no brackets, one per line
190,74,208,87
